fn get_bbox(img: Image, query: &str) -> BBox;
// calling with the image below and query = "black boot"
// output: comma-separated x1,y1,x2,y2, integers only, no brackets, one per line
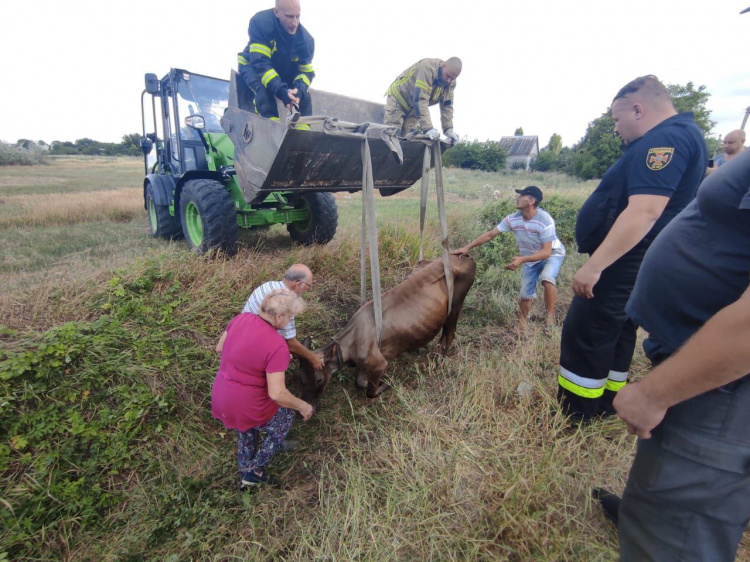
592,487,620,525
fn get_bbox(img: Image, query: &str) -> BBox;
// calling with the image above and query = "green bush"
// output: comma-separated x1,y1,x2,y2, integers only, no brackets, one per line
443,140,508,171
0,142,48,166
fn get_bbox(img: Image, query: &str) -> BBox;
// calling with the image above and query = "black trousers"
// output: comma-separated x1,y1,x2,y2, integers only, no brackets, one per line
558,242,649,419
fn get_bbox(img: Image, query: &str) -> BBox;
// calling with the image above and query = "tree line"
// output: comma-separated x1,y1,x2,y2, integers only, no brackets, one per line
445,81,720,179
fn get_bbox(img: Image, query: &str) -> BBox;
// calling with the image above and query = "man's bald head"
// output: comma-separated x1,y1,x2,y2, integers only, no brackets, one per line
283,263,313,294
274,0,301,35
723,129,746,156
611,75,677,144
441,57,462,85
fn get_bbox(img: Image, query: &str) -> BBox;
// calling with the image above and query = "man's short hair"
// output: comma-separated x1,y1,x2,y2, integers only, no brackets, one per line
612,75,671,107
283,265,309,283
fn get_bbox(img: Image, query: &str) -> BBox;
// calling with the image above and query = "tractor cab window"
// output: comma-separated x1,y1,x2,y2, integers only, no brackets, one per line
174,72,229,138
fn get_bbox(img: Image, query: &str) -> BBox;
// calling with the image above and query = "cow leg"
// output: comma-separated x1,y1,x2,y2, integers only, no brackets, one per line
363,350,389,398
439,303,464,355
355,369,368,389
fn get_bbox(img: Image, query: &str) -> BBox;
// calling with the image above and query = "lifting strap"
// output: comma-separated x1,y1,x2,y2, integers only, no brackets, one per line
406,133,455,316
292,116,402,345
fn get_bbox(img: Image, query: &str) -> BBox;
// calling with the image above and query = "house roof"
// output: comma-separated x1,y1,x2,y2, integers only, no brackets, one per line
498,136,539,157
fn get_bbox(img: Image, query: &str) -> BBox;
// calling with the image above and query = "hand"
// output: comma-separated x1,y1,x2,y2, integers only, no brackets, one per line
298,401,314,421
505,256,524,271
572,262,602,299
451,247,469,256
613,382,666,439
309,351,325,371
424,128,440,141
285,88,300,111
445,128,459,144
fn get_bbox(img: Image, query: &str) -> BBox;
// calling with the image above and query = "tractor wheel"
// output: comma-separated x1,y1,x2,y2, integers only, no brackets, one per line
287,192,338,245
179,179,238,255
146,182,182,240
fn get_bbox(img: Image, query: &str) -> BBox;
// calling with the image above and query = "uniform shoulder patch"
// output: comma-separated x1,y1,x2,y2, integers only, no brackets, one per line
646,147,675,171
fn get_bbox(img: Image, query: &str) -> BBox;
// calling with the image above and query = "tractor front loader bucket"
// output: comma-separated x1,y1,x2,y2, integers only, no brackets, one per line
222,72,444,204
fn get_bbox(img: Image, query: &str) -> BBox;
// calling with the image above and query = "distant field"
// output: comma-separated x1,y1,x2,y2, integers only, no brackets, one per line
1,157,746,561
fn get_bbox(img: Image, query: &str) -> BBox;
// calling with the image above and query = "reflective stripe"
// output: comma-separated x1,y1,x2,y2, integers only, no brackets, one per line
238,55,249,66
387,85,410,111
269,116,280,121
608,370,628,382
558,375,606,399
294,123,311,130
605,379,627,392
415,79,431,93
560,367,608,389
249,43,272,57
261,69,279,87
294,74,311,86
298,63,314,72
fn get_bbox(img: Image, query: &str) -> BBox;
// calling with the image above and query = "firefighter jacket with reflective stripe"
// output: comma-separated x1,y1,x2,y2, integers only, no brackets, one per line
237,9,315,104
385,58,456,132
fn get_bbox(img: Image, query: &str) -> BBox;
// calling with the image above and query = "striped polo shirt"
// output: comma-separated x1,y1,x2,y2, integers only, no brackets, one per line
498,209,565,264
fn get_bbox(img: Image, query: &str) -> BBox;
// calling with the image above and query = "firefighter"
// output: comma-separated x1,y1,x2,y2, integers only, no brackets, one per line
237,0,314,126
384,57,462,142
558,75,707,422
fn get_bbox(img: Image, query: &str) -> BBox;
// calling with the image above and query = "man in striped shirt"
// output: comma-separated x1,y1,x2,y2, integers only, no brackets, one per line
452,186,565,331
243,263,324,369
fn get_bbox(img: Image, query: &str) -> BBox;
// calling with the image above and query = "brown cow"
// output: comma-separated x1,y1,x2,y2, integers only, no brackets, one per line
297,255,476,405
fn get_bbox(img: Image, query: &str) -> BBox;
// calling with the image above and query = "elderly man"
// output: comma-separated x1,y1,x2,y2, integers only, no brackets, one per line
243,264,324,370
558,75,707,422
384,57,462,142
237,0,315,124
706,129,746,175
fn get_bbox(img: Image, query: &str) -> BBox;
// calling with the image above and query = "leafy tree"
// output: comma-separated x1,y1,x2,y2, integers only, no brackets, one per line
531,150,558,172
570,111,622,180
546,133,563,155
667,82,715,136
120,133,143,157
514,127,524,136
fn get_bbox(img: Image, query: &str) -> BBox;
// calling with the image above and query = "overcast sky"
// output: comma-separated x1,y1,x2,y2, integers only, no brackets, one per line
1,0,748,149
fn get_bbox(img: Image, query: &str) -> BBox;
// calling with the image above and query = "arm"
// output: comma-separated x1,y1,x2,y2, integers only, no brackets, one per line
215,331,228,353
244,18,291,105
413,63,435,131
292,36,315,102
440,84,455,133
451,227,501,256
614,284,750,438
573,194,669,298
505,242,553,271
267,371,314,420
287,337,324,370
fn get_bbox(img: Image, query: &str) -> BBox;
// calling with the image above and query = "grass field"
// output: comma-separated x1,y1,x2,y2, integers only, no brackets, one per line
1,156,747,561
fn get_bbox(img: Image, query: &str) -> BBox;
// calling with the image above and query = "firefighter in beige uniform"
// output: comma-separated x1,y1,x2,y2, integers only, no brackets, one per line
384,57,462,142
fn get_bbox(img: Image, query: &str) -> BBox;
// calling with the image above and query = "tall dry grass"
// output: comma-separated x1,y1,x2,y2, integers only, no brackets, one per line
0,187,143,228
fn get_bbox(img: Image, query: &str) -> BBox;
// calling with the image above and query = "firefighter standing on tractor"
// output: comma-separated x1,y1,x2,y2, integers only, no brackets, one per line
237,0,314,128
384,57,462,142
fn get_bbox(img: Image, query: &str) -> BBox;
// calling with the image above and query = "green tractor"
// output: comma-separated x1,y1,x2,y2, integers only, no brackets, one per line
139,68,431,254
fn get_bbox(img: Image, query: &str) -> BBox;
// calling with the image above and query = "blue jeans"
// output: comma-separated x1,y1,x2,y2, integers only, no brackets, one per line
520,255,564,300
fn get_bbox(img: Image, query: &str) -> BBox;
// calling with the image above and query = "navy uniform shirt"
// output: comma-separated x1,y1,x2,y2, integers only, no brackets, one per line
575,113,707,253
626,150,750,360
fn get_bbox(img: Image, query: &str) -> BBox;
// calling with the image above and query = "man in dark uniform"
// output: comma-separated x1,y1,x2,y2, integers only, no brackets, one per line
557,75,707,421
600,150,750,561
237,0,315,124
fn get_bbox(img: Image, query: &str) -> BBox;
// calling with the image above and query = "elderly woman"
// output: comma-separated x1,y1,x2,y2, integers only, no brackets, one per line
212,289,314,488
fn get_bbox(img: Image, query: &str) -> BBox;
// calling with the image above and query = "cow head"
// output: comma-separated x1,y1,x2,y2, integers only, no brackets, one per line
296,338,341,408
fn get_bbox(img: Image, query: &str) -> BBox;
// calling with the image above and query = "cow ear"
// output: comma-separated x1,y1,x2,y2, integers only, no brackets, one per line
327,342,338,361
301,336,312,350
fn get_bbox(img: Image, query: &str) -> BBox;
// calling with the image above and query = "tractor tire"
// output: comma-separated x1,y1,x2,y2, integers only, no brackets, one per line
179,179,238,255
145,182,182,240
287,192,338,245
